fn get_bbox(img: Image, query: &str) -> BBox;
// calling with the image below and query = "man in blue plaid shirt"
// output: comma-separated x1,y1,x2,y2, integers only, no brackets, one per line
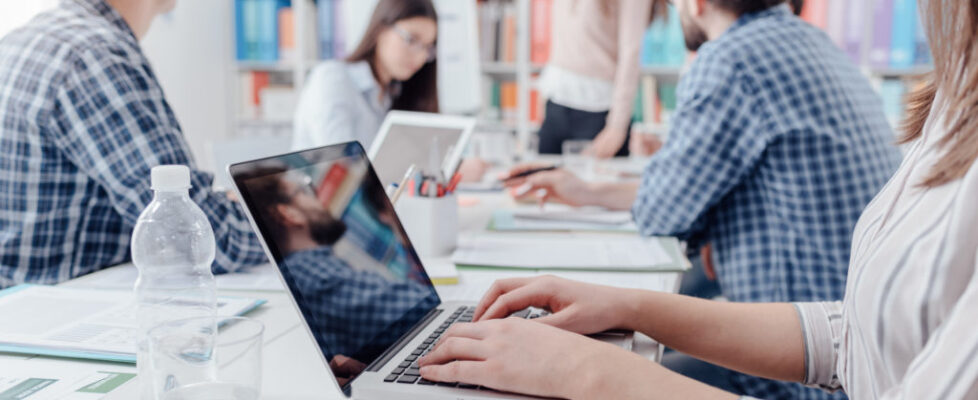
0,0,268,288
502,1,901,399
239,165,439,382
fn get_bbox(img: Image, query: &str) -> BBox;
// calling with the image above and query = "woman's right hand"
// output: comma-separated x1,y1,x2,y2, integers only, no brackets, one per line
472,275,639,335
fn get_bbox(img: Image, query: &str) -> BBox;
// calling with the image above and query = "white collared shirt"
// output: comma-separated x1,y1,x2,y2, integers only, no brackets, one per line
292,60,391,151
792,95,978,399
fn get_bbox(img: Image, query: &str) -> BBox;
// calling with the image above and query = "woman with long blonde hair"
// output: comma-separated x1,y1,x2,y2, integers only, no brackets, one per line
414,1,978,398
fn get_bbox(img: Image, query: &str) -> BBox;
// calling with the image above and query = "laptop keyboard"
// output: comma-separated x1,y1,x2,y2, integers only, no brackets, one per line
383,305,548,389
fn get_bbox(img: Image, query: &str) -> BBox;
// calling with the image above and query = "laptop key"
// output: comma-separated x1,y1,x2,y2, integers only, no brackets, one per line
436,381,458,387
384,374,398,383
411,349,424,355
458,383,479,389
397,375,419,384
403,368,421,376
405,355,418,361
418,379,436,385
391,367,405,375
398,361,411,368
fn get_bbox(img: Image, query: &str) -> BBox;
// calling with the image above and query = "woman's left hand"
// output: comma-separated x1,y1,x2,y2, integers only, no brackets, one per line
418,318,644,399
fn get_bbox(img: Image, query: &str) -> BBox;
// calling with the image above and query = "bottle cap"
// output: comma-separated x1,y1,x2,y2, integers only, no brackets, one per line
151,165,191,191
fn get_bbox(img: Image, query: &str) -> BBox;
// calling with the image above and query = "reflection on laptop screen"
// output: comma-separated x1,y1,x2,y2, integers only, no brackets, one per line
231,142,440,389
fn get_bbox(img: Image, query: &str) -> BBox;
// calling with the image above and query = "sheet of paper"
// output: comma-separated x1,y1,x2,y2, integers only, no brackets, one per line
451,233,680,271
422,259,460,285
0,286,264,361
0,361,136,400
491,209,638,233
85,263,284,291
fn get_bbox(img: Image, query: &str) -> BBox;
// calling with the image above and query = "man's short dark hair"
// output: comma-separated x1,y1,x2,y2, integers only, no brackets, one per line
710,0,786,15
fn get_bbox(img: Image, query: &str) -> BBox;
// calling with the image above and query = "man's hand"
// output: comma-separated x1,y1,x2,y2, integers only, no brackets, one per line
500,164,595,207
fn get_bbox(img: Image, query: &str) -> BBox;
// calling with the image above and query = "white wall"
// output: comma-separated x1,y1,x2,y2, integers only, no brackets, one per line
0,0,59,38
141,1,234,175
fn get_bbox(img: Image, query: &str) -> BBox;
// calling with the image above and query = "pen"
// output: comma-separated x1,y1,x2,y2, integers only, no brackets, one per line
501,164,559,182
445,172,462,194
390,164,416,204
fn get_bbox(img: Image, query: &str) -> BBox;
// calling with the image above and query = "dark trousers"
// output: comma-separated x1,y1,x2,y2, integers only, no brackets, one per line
537,100,630,156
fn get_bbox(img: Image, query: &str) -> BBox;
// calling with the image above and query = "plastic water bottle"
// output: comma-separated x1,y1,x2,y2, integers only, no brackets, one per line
132,165,217,399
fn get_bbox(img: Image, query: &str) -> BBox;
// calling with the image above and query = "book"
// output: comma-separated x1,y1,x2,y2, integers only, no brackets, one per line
501,3,517,63
844,1,867,62
800,0,828,30
530,0,552,65
889,0,917,68
868,0,895,68
0,285,266,363
317,0,335,59
825,0,848,49
278,7,296,62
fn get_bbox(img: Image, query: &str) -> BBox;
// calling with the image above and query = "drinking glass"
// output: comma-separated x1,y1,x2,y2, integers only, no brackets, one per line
148,316,264,400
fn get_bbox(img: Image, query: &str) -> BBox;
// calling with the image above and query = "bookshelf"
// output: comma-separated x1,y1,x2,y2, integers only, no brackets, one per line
229,0,318,138
229,0,934,154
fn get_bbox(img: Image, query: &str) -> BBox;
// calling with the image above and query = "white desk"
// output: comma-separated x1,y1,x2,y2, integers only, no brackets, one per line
4,190,683,399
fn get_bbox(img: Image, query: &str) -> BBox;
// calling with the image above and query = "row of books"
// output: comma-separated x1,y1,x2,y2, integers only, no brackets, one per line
477,0,551,65
239,71,296,122
234,0,346,62
234,0,291,62
800,0,931,68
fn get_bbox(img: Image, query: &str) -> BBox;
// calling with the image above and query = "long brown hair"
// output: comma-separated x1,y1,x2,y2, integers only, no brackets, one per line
346,0,439,113
900,1,978,187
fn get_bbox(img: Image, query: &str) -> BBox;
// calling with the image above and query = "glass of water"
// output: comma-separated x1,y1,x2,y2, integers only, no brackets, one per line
562,139,595,179
148,316,264,400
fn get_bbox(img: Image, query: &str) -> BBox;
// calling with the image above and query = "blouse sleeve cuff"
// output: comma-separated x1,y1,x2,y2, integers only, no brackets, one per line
793,301,844,390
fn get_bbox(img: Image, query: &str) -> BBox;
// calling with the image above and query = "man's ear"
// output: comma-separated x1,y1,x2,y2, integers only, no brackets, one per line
275,204,305,227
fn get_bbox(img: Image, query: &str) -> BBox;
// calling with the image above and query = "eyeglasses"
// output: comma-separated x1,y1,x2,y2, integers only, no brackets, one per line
391,25,437,63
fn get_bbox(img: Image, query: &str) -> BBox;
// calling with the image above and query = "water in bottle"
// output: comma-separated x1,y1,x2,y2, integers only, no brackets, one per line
132,165,217,400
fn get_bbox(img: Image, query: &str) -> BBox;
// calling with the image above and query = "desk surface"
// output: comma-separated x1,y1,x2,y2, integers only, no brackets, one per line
6,191,682,400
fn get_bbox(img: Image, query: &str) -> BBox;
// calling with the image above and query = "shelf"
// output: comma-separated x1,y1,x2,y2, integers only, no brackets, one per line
481,62,544,76
235,61,297,72
640,65,683,77
869,66,933,78
236,118,293,126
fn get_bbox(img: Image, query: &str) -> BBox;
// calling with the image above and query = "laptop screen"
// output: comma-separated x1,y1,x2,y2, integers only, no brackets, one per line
230,142,441,390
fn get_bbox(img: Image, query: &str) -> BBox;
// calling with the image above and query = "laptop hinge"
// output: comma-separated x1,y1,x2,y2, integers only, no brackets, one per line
365,307,443,373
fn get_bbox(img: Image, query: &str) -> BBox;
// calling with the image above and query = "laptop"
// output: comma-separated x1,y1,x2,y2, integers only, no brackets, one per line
228,142,632,399
367,111,475,187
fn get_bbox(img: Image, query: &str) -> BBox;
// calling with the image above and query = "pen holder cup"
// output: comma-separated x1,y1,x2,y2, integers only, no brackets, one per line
395,195,458,257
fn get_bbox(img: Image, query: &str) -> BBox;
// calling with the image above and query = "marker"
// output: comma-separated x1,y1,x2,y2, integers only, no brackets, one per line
501,165,559,182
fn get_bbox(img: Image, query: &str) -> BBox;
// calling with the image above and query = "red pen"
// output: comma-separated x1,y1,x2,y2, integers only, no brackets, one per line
406,179,415,197
445,173,463,194
420,181,430,197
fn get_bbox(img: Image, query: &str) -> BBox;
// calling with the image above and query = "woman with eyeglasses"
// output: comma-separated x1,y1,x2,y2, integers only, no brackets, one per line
292,0,439,151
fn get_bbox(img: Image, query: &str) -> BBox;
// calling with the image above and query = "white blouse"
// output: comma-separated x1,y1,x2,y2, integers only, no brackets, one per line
291,60,390,152
795,96,978,399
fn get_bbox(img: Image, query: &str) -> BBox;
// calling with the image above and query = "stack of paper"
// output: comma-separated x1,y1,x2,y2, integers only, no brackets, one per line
0,285,265,363
452,233,687,272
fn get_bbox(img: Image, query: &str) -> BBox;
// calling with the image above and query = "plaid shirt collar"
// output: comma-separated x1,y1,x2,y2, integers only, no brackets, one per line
65,0,138,44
